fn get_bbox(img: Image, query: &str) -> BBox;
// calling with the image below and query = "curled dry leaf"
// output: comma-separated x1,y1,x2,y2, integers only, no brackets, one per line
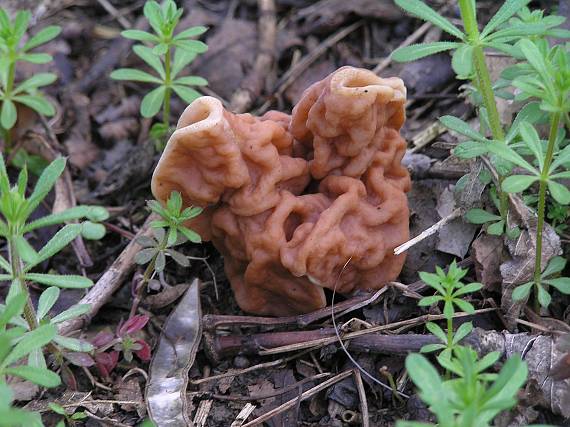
473,328,570,418
146,279,202,426
500,194,561,328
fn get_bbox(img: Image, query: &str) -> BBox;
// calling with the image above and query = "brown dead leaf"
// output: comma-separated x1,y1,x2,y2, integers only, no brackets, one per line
471,234,504,292
114,378,144,412
146,283,190,310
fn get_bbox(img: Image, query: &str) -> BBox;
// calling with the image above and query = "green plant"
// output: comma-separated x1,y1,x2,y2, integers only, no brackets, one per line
131,191,202,316
110,0,208,144
0,155,108,425
418,262,483,361
0,8,61,152
48,403,87,427
393,1,570,311
396,347,530,427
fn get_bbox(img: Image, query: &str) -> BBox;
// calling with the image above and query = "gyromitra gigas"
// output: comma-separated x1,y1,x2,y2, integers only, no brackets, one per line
152,66,411,316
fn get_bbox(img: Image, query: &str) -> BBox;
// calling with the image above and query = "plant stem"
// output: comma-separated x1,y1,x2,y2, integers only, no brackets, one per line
7,235,38,330
458,0,509,221
162,46,172,131
130,233,169,318
533,111,561,311
3,56,16,153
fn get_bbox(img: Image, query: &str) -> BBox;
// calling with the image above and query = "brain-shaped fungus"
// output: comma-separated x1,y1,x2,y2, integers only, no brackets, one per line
152,66,411,316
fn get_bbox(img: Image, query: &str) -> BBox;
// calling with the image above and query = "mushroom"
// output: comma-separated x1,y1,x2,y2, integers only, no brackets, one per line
152,66,410,316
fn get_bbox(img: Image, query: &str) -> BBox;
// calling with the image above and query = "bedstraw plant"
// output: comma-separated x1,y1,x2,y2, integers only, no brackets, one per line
393,0,570,310
0,156,108,425
0,8,61,153
111,0,208,144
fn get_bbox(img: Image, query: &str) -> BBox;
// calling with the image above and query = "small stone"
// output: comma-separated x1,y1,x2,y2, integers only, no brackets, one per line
233,356,250,369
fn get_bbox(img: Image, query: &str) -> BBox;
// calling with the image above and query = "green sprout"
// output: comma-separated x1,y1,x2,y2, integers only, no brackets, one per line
111,0,208,144
0,8,61,152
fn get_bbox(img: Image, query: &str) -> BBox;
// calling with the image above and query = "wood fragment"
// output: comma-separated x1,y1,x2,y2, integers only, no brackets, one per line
231,403,256,427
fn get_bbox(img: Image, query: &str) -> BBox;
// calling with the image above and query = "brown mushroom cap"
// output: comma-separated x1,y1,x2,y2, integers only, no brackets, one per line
151,66,410,316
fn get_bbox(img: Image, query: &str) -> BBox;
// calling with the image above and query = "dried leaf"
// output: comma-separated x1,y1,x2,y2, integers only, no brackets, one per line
146,279,202,426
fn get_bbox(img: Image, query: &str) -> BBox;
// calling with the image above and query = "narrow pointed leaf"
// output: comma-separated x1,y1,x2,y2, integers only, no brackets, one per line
395,0,464,38
25,273,93,289
392,42,460,62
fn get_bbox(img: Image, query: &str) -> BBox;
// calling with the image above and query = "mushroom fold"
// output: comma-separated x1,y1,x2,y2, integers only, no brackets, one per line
152,66,411,316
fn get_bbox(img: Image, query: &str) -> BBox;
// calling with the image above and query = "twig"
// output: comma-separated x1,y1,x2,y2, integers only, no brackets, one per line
58,215,156,335
373,2,452,74
353,370,369,427
230,0,276,113
394,208,462,255
256,20,363,114
231,403,256,427
241,371,353,427
97,0,132,29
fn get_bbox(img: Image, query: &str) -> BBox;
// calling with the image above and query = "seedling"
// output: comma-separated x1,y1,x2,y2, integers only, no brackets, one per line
111,0,208,144
131,191,202,317
0,8,61,152
418,262,482,362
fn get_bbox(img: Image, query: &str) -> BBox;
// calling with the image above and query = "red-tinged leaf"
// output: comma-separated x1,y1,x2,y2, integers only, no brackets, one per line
135,339,152,361
94,351,119,378
118,314,150,337
91,330,115,348
60,363,78,391
64,352,96,367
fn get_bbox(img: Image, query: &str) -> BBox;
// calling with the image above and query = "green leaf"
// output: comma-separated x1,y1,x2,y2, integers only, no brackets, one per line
19,53,52,64
452,321,473,344
24,25,61,51
179,226,201,243
0,255,10,274
451,44,473,77
26,157,66,216
1,99,17,129
0,293,26,329
511,282,533,301
143,1,164,36
480,0,531,38
135,248,157,265
2,324,56,367
50,304,89,324
37,287,60,320
505,102,542,143
174,40,208,54
518,122,543,169
155,251,166,273
5,365,61,387
453,298,475,313
81,221,106,240
550,145,570,172
141,85,166,118
518,39,551,82
13,11,31,42
120,29,159,43
543,277,570,294
12,94,55,116
465,209,501,224
171,49,197,78
392,42,460,62
25,273,93,289
405,353,445,397
548,180,570,205
53,335,93,352
541,256,566,278
476,351,501,373
454,140,490,158
502,175,538,193
536,284,552,308
133,45,165,79
174,26,208,40
24,224,82,270
23,206,93,232
420,343,446,353
440,115,487,142
394,0,464,39
15,236,39,265
13,73,57,93
174,76,208,87
425,321,447,343
487,220,505,235
48,403,67,415
453,282,483,297
487,143,538,173
110,68,162,84
172,85,201,104
418,295,443,306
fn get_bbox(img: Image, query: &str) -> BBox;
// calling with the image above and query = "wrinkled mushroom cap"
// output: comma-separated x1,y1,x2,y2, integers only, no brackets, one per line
151,67,410,316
